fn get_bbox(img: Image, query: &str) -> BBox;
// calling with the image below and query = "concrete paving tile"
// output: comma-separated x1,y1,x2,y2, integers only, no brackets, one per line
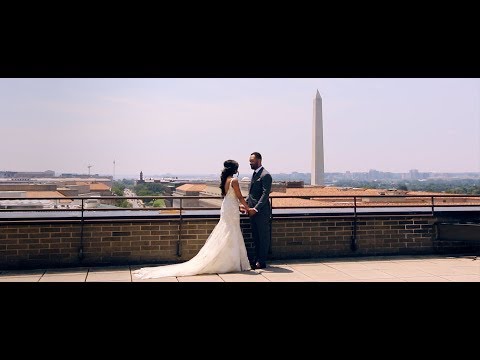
177,274,224,282
289,264,344,276
400,276,451,282
450,266,480,275
1,269,45,276
360,278,407,282
381,267,435,278
324,262,371,271
444,260,480,268
259,275,313,282
320,257,359,263
307,272,357,281
40,274,87,282
439,275,480,282
256,266,314,282
44,268,89,275
132,276,179,282
423,259,472,266
340,269,396,280
340,279,369,282
354,256,401,262
254,265,295,273
0,275,42,282
219,272,270,282
409,265,472,276
271,258,322,265
393,258,435,263
402,260,448,268
289,263,338,270
359,262,412,271
88,266,131,272
355,259,397,265
130,264,171,271
86,271,131,282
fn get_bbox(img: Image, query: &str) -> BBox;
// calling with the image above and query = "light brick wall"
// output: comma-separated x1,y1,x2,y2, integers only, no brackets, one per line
1,213,479,270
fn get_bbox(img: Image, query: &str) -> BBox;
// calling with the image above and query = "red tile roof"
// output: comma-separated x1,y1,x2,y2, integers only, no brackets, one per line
176,184,207,192
269,186,480,207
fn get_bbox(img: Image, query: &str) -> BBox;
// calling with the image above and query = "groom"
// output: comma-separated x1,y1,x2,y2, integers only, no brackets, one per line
246,152,272,269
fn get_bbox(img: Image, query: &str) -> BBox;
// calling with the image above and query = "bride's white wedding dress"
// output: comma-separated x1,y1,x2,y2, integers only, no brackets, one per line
133,179,251,279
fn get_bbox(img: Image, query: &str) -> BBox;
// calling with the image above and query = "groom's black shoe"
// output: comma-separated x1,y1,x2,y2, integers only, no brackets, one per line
255,262,267,269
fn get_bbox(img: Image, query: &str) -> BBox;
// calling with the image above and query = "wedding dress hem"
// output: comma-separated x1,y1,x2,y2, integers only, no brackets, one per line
132,178,251,279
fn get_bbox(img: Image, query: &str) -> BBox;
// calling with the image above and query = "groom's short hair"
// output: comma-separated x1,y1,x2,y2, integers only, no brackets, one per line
251,152,262,160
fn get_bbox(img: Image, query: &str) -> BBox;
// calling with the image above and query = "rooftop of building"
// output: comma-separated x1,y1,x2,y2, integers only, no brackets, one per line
1,254,478,282
176,184,208,192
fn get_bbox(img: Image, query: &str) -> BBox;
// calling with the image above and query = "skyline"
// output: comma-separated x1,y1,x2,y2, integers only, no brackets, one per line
1,78,479,176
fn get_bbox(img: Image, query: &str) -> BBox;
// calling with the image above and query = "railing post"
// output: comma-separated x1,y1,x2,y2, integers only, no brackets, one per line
268,197,273,255
79,198,85,260
177,198,182,257
351,196,358,251
431,196,435,216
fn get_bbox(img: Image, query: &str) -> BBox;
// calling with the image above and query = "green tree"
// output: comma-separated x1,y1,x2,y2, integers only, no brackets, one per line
134,182,169,196
115,199,133,208
152,199,166,207
111,181,126,196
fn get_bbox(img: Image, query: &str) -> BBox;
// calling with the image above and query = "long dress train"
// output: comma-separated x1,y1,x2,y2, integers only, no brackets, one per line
132,180,251,279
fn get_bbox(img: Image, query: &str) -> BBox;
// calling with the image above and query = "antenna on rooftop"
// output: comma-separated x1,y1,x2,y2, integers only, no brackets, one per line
113,160,116,181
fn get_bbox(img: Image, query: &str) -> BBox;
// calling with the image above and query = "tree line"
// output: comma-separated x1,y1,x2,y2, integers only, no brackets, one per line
333,179,480,194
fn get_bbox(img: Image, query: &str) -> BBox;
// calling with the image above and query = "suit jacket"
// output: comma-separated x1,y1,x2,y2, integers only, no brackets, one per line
246,167,272,215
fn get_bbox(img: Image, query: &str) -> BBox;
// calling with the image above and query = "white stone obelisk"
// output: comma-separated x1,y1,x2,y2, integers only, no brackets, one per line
311,90,325,186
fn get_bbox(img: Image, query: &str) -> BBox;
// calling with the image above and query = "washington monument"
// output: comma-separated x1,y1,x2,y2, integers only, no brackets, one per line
311,90,325,186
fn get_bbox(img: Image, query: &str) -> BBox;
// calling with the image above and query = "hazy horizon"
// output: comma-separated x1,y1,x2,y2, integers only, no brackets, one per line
1,78,479,175
64,170,480,180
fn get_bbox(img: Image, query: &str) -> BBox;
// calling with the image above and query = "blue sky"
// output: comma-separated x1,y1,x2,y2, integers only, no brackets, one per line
0,78,479,177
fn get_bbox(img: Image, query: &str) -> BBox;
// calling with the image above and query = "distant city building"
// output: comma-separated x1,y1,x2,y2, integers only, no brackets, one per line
60,173,112,180
0,178,115,209
286,181,304,188
0,171,15,178
410,169,419,180
0,170,55,178
136,171,145,184
172,184,208,208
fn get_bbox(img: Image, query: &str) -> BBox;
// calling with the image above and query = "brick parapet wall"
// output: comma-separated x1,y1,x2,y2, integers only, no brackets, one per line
1,213,479,270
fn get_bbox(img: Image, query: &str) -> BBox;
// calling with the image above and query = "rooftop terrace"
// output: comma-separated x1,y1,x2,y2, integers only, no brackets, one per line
1,255,478,282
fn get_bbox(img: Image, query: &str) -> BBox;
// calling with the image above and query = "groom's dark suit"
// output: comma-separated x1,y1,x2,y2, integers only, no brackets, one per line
246,167,272,268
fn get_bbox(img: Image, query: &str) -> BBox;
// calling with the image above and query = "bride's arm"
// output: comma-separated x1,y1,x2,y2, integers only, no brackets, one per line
231,178,249,210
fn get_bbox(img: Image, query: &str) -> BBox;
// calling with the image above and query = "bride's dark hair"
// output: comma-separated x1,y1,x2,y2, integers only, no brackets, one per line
220,160,239,196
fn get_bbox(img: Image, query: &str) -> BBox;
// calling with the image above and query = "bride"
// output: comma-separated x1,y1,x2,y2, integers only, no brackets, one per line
133,160,252,279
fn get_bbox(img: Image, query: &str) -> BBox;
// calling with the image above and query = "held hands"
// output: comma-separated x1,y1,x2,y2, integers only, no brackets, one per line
240,204,257,217
247,208,257,217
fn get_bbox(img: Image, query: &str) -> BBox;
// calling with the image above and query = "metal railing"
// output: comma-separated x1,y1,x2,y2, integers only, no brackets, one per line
2,194,480,211
1,194,480,257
